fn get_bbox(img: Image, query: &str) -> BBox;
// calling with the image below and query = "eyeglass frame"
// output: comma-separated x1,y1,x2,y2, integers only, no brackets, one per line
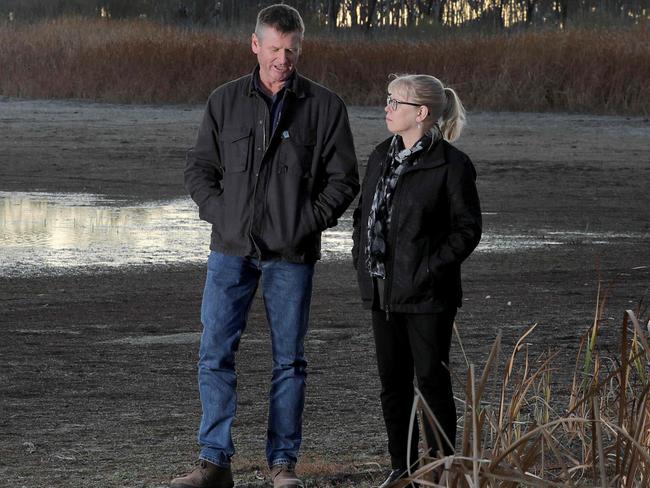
386,95,422,111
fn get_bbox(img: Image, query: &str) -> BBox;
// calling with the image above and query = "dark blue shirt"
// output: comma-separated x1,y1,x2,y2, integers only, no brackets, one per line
252,68,295,135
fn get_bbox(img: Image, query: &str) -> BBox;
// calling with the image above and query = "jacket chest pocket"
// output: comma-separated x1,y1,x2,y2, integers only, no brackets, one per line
218,127,251,173
277,129,316,177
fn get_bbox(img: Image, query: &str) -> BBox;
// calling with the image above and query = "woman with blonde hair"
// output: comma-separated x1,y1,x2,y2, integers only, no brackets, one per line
352,74,482,487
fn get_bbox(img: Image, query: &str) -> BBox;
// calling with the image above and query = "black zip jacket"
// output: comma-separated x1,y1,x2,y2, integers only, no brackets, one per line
185,68,359,263
352,137,482,313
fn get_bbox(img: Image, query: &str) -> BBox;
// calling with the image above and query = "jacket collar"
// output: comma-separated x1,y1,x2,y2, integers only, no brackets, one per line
416,138,447,170
373,135,447,170
244,65,307,99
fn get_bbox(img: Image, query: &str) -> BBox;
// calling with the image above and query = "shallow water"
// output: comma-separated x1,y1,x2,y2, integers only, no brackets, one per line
1,191,644,277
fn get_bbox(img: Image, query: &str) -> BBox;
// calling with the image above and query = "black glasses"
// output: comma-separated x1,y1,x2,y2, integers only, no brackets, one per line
386,95,421,111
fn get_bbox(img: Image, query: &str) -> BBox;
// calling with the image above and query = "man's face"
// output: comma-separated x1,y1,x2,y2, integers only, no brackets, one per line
252,26,302,88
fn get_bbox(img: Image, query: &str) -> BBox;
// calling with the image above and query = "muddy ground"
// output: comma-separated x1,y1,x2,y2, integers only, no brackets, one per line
1,98,649,487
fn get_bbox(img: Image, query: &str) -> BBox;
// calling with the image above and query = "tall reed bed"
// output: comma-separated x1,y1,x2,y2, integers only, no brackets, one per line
0,17,648,114
406,285,650,486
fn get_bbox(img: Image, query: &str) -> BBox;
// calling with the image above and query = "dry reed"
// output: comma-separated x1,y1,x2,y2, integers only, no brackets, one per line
1,17,648,114
405,287,650,487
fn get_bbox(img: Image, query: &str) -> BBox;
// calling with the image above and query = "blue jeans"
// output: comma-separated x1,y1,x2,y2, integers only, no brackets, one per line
197,251,314,469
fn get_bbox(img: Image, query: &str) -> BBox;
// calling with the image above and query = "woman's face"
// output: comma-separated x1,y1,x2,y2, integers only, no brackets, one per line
384,87,421,137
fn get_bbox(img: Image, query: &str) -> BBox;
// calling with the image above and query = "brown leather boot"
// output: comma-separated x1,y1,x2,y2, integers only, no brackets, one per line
170,460,234,488
271,464,304,488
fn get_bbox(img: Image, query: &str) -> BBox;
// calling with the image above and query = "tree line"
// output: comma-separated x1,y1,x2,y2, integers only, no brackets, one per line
0,0,647,30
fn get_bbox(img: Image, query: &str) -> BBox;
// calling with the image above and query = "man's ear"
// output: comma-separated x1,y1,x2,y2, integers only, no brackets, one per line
251,33,260,54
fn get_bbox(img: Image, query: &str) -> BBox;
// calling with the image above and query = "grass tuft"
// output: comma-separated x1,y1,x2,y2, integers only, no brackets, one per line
406,288,650,486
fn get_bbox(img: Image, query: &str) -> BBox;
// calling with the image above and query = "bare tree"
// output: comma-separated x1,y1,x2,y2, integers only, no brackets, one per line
0,0,646,29
326,0,341,30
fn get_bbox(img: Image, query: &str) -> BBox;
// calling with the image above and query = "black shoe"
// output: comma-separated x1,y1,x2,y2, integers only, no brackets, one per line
377,469,414,488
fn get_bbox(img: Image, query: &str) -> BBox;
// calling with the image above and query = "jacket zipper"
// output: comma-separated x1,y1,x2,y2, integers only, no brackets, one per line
383,157,425,320
248,96,269,260
377,153,399,321
375,147,445,319
249,91,288,260
384,180,402,322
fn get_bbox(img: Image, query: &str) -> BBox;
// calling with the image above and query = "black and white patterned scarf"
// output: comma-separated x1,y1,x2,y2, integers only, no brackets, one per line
365,130,439,278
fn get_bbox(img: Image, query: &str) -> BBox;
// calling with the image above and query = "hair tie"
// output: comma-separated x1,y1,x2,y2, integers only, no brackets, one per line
442,87,453,118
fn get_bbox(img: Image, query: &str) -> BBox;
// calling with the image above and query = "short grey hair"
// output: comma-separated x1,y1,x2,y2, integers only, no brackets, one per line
255,4,305,38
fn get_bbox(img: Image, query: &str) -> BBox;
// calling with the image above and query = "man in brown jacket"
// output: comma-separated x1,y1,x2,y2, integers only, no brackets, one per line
172,4,359,488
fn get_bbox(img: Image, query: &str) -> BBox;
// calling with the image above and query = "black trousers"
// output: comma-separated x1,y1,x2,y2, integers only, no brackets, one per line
372,309,457,470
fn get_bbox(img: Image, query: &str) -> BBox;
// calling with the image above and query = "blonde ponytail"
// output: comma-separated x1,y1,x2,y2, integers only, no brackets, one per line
440,87,466,142
387,74,467,142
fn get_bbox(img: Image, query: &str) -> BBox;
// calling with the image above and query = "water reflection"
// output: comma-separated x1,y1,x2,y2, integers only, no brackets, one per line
0,191,360,276
0,192,207,276
0,191,644,277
